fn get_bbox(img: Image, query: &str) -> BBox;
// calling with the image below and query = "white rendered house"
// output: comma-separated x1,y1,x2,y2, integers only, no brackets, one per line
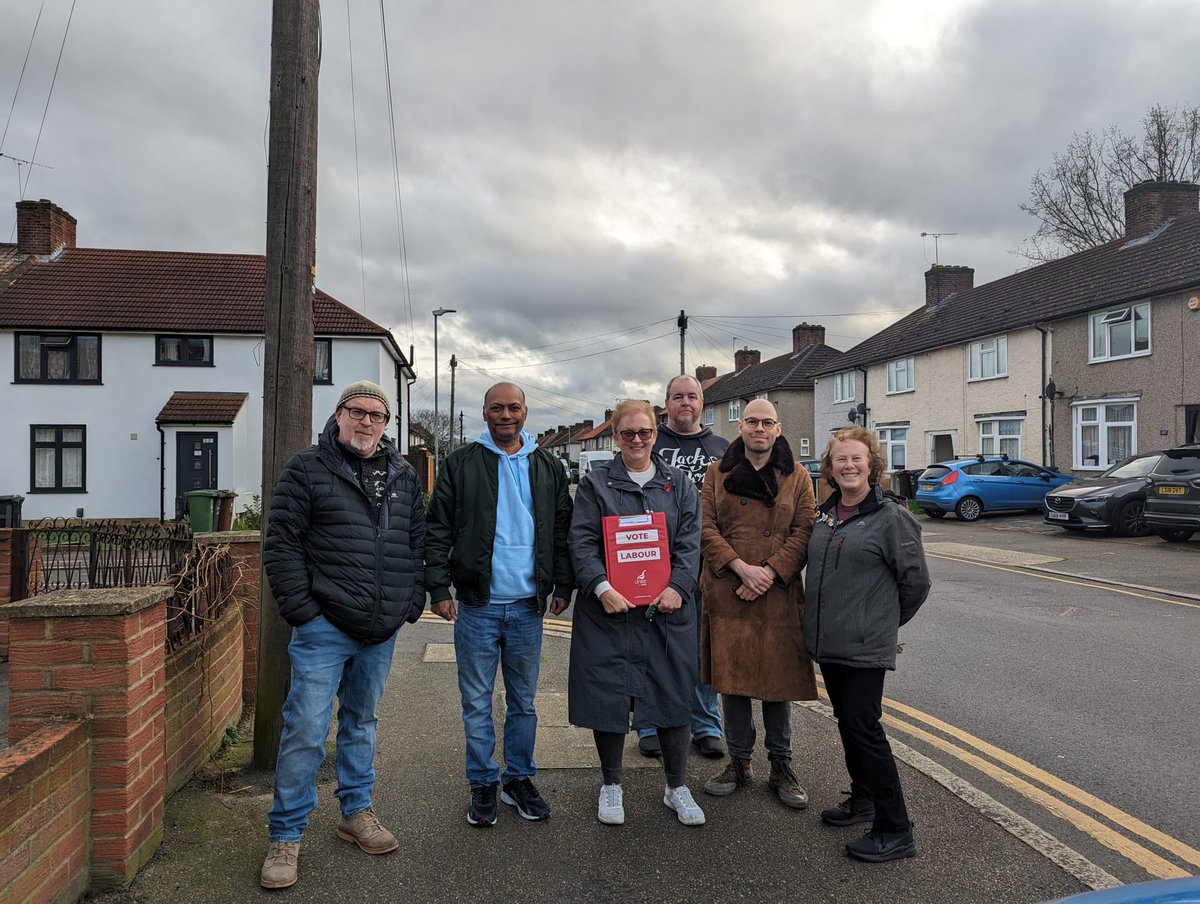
0,200,416,521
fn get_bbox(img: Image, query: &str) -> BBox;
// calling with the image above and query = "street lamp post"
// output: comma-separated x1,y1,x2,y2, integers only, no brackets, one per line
432,307,456,478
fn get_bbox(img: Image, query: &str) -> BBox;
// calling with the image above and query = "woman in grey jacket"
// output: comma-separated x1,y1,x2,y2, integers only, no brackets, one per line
805,427,931,863
568,399,706,828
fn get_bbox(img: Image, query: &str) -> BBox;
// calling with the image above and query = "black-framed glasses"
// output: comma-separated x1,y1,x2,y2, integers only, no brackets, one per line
742,417,777,429
618,428,655,442
341,405,389,424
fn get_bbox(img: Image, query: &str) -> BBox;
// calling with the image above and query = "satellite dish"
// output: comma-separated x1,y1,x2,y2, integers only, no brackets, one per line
847,410,858,423
1044,380,1057,398
856,402,867,414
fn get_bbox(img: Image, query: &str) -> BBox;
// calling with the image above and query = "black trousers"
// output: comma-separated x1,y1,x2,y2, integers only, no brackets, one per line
820,663,910,833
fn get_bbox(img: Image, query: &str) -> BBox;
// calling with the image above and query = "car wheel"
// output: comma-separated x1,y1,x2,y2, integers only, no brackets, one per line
955,497,983,522
923,509,946,519
1114,499,1151,537
1153,527,1195,542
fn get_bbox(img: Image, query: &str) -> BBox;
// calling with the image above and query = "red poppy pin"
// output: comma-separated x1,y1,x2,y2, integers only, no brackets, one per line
663,481,673,494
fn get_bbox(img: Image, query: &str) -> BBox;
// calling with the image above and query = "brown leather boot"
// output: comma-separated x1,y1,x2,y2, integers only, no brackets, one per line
768,757,809,809
703,758,753,796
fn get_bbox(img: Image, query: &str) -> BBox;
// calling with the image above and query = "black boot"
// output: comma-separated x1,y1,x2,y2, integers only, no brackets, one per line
846,826,916,862
820,793,875,827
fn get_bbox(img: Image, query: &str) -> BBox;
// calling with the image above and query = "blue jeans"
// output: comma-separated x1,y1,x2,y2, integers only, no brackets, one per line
454,600,543,787
637,681,723,742
268,615,397,842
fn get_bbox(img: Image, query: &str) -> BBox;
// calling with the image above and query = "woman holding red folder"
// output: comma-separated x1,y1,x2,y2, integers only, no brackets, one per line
568,399,706,827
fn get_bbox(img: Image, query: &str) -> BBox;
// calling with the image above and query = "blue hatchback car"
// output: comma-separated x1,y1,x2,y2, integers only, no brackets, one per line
915,455,1072,522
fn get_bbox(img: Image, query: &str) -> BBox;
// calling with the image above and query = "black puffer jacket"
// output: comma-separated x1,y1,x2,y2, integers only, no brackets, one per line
264,416,426,644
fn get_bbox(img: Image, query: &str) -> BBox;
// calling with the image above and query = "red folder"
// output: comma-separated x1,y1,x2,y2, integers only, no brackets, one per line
602,511,670,606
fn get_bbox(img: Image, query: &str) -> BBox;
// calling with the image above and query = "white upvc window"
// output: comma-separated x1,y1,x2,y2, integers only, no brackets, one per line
969,335,1008,380
1089,303,1150,362
877,427,908,470
978,418,1022,458
728,400,741,421
833,371,855,403
799,437,811,457
702,406,714,426
886,358,914,394
1072,400,1137,470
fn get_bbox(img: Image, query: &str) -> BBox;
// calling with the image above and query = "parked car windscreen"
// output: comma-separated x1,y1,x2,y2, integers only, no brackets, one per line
1104,455,1160,479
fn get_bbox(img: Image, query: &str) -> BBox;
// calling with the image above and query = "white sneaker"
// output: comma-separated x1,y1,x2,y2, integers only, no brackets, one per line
598,783,625,825
663,785,706,826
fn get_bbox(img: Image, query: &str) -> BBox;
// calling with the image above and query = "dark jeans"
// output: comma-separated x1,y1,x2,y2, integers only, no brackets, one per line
820,663,910,834
721,694,792,761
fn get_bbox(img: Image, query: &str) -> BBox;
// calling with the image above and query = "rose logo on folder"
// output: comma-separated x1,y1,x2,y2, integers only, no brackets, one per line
602,512,670,606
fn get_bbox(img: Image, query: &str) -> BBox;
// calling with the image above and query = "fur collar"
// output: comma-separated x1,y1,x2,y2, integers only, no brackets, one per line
719,436,795,504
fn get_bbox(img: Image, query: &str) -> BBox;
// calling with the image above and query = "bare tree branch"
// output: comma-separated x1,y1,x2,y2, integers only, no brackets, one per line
1017,103,1200,263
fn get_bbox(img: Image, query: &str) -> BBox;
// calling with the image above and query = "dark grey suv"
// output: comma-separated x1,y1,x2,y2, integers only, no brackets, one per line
1043,451,1162,536
1143,445,1200,542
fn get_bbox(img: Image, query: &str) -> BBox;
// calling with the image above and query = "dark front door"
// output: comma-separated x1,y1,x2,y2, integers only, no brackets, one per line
175,432,217,518
1187,405,1200,444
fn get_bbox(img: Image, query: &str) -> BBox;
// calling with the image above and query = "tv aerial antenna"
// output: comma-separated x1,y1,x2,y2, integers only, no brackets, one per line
920,231,957,266
1,153,53,198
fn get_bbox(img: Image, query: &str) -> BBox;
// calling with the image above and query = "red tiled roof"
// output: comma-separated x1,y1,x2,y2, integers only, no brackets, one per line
577,418,612,441
156,391,249,425
0,246,390,336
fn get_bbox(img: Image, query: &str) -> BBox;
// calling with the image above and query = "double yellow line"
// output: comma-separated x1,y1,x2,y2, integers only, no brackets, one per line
816,676,1199,881
426,602,1200,881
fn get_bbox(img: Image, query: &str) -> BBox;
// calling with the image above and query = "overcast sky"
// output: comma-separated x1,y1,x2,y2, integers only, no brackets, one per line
2,0,1196,438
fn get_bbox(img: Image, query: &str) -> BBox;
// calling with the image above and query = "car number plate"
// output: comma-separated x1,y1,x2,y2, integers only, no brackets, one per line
1047,511,1069,520
1157,486,1187,495
920,484,934,492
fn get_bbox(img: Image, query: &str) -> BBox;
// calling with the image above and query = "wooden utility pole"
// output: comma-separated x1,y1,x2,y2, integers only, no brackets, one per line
254,0,321,770
447,354,457,453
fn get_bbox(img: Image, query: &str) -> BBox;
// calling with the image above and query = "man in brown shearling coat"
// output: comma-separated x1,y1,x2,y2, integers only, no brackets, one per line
698,399,817,809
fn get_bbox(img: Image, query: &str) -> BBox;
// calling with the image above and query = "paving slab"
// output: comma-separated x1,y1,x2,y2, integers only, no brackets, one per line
92,616,1089,904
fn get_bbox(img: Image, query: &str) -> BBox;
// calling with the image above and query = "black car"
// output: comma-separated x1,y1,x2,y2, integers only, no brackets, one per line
1043,451,1162,536
1143,444,1200,542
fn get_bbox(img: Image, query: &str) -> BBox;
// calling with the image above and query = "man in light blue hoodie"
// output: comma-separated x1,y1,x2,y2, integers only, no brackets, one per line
426,383,574,827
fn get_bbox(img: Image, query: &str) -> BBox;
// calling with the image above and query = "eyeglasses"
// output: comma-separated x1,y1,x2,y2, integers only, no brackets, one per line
618,428,655,442
341,405,389,424
742,417,778,429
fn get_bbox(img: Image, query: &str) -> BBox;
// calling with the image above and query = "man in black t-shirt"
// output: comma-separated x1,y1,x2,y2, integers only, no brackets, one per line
636,374,729,759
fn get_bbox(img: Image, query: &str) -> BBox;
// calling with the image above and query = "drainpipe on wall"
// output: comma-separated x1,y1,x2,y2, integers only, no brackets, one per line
157,423,167,523
856,365,869,426
1034,323,1053,468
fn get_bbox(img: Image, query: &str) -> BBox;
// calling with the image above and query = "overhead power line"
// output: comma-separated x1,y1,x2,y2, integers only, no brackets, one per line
19,0,76,198
377,0,415,347
460,318,673,363
0,0,47,154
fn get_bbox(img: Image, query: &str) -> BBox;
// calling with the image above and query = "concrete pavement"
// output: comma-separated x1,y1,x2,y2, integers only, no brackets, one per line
87,512,1197,904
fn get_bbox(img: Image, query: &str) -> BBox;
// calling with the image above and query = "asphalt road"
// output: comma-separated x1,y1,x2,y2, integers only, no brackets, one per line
883,512,1200,885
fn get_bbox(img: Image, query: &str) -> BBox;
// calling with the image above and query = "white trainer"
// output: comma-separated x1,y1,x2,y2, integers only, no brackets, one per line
663,785,706,826
598,783,625,825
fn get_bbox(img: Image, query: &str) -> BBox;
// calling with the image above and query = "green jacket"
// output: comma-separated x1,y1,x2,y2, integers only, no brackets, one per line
425,441,574,611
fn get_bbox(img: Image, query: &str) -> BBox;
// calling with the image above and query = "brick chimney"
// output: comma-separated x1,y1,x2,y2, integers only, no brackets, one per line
694,365,717,382
925,265,973,307
792,322,825,351
603,408,613,421
734,347,760,371
16,199,77,256
1124,180,1199,239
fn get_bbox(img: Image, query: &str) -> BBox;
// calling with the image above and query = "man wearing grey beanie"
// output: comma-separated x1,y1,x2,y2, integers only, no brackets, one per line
261,380,425,889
